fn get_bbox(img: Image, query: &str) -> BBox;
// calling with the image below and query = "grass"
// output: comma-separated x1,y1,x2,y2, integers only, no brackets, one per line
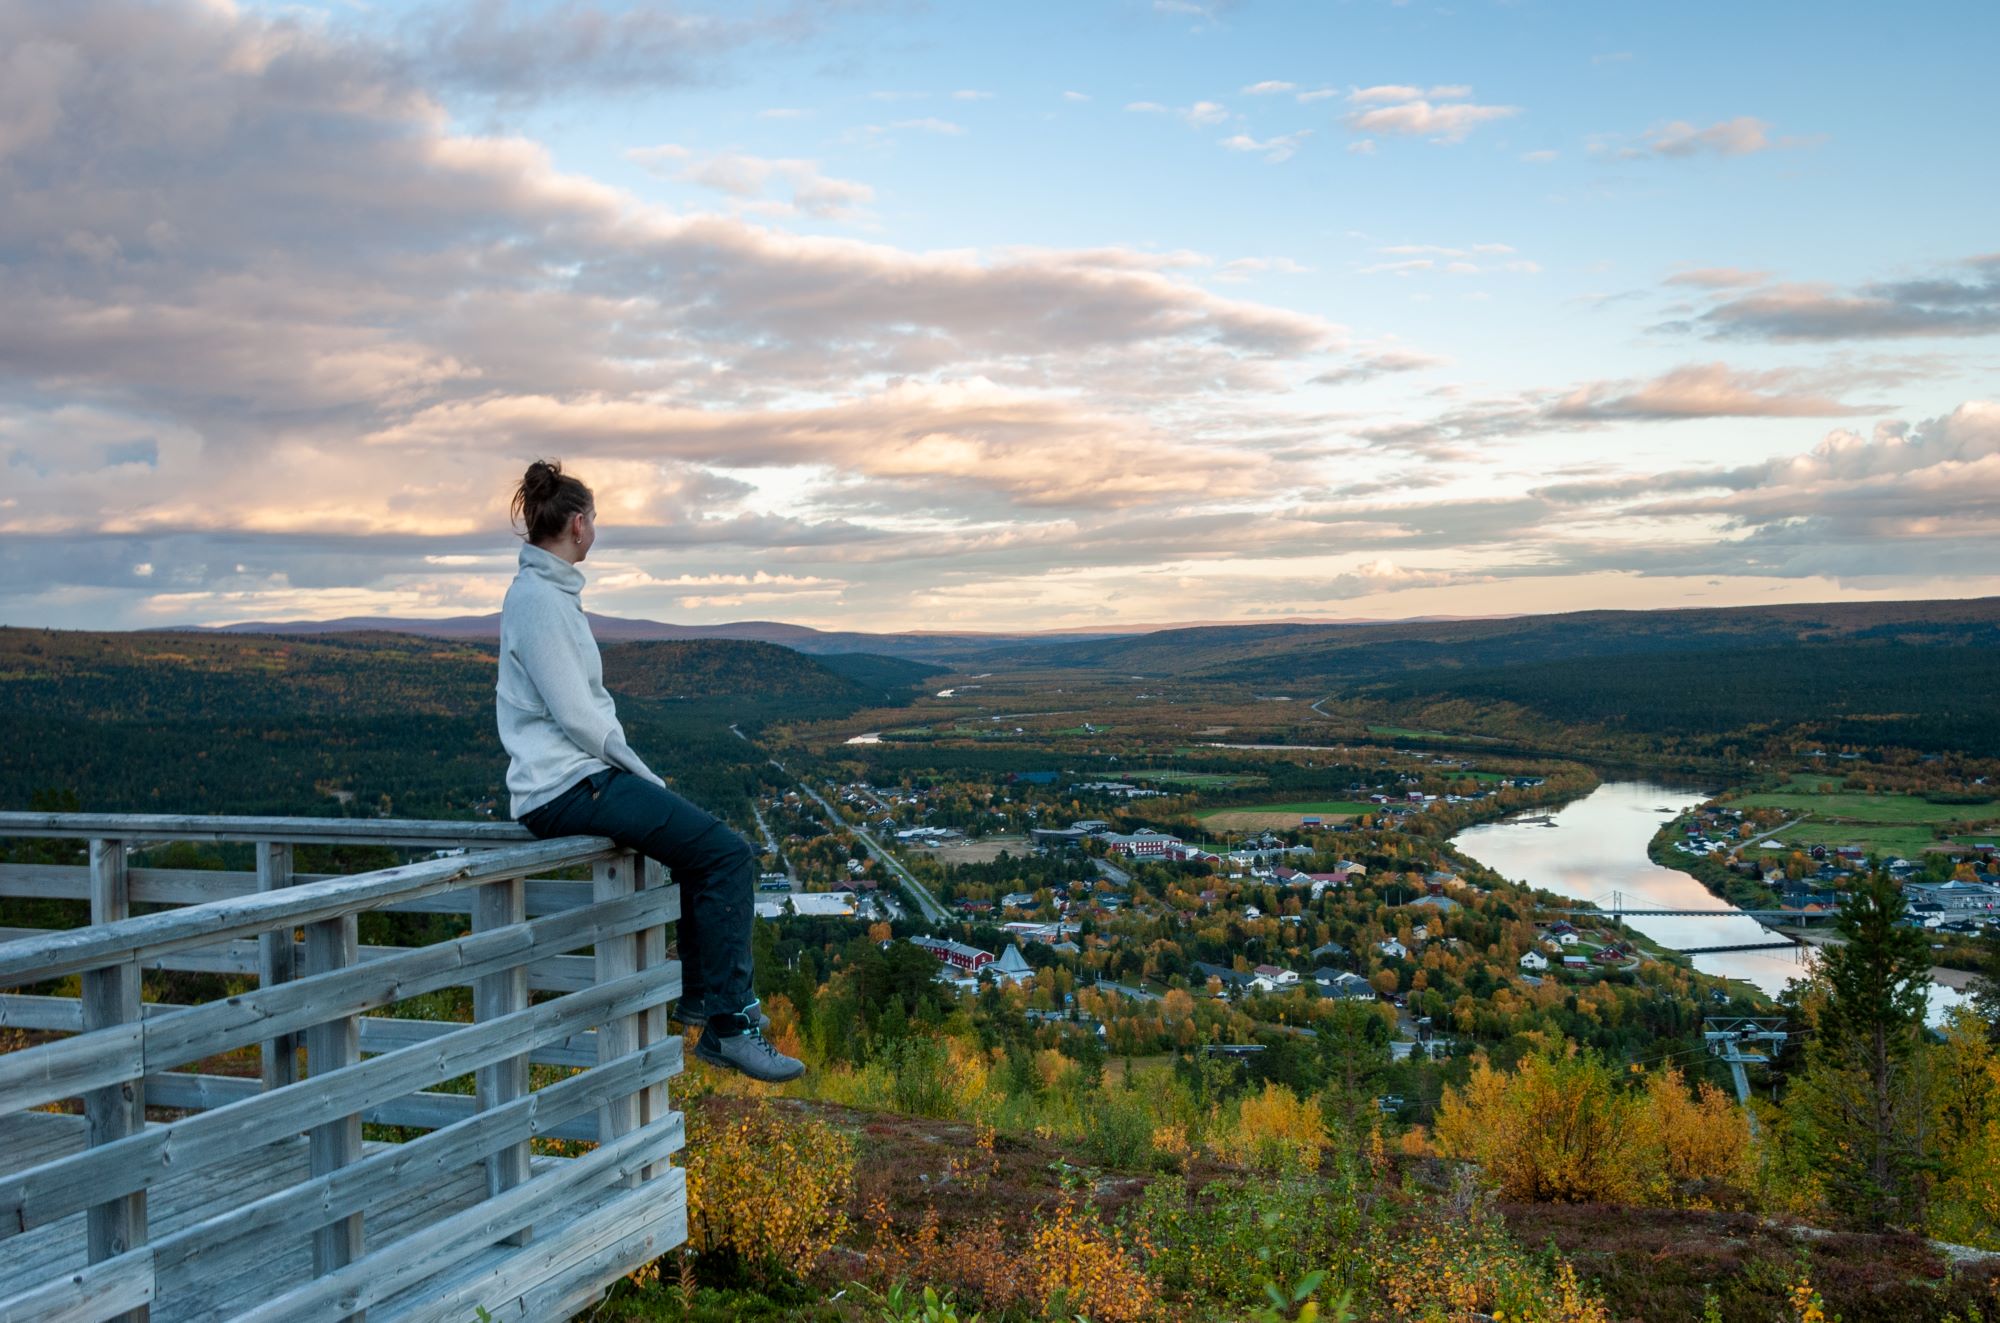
1196,800,1380,820
1121,769,1266,789
1726,790,1996,824
1747,821,1943,857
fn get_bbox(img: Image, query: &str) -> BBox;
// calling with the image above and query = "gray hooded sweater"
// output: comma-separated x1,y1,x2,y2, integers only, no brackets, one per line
497,542,663,818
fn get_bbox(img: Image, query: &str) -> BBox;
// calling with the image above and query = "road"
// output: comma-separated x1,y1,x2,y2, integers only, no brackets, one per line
747,801,792,882
775,761,951,925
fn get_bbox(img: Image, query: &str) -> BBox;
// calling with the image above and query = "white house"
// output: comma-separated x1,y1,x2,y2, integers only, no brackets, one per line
1518,950,1548,971
1378,938,1408,959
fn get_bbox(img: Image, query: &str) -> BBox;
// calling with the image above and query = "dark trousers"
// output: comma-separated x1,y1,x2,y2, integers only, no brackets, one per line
519,768,755,1022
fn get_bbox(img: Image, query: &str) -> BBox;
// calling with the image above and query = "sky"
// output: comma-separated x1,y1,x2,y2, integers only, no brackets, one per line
3,0,1999,634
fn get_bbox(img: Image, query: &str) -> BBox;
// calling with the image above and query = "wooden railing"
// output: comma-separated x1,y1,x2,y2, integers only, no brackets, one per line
0,813,686,1323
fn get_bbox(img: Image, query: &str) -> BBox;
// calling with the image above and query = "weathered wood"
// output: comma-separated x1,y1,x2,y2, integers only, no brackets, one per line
593,853,641,1184
0,994,193,1032
473,875,533,1248
0,863,597,917
0,932,597,995
0,1249,156,1323
636,856,672,1181
356,1016,598,1070
141,1070,612,1142
0,812,537,848
0,883,678,1115
0,834,616,987
141,1042,682,1303
228,1116,684,1323
0,815,688,1322
374,1168,686,1323
256,841,300,1092
303,912,365,1292
0,966,680,1238
83,839,149,1323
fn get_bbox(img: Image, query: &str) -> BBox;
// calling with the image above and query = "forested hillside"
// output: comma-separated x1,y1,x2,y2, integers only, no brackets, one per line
0,627,923,820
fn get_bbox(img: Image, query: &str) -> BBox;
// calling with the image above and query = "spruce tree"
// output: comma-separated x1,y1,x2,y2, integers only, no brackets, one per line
1788,871,1934,1230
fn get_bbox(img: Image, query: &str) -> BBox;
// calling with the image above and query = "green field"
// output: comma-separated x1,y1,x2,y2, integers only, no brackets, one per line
1726,790,1996,824
1197,800,1380,820
1123,769,1266,789
1747,821,1944,857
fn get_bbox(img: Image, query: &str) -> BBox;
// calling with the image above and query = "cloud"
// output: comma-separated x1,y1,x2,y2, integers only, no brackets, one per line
1357,362,1891,458
1678,256,2000,341
1242,80,1295,95
1342,87,1520,143
1531,403,2000,583
1347,139,1375,155
1296,87,1338,104
358,379,1281,509
628,145,875,219
1612,116,1800,159
1545,363,1885,421
1219,130,1309,163
1061,90,1090,102
1184,100,1230,126
1215,256,1312,284
1520,149,1557,163
1666,267,1770,289
888,116,964,135
1312,349,1450,386
405,0,832,100
0,0,1369,630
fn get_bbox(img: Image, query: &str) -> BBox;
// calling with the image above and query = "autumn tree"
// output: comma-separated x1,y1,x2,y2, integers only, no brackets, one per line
1784,871,1933,1231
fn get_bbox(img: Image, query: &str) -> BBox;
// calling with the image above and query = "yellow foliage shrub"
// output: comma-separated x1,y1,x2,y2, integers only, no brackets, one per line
681,1100,854,1279
1030,1198,1155,1323
1368,1213,1611,1323
1437,1041,1641,1204
1215,1082,1324,1173
1638,1067,1756,1207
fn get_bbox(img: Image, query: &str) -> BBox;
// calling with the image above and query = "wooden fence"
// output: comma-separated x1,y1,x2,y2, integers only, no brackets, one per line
0,812,686,1322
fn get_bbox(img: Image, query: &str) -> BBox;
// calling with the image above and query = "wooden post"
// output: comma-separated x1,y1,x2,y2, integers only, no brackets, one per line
635,856,672,1182
474,874,531,1243
303,911,364,1311
256,841,299,1091
84,838,149,1323
593,852,641,1186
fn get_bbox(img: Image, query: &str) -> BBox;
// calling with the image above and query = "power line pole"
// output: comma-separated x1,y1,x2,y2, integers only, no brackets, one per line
1703,1015,1787,1135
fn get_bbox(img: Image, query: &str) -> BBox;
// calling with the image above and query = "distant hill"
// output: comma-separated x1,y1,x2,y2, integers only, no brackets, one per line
1006,597,2000,683
600,639,940,706
192,613,1116,663
0,627,927,819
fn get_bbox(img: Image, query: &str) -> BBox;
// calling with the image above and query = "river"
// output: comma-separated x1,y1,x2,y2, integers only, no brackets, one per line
1452,780,1967,1020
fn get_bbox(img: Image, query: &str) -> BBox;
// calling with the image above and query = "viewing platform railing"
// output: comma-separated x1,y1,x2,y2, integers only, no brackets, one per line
0,812,686,1323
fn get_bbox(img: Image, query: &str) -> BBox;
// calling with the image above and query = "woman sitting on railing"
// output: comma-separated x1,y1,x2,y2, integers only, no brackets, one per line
499,459,803,1083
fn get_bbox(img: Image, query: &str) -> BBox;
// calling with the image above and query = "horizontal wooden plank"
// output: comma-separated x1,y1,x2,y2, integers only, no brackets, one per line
0,963,680,1237
141,1071,612,1142
377,1168,686,1323
359,1016,599,1070
0,1247,156,1323
0,834,616,987
228,1114,684,1323
0,864,598,918
0,811,537,847
145,1040,680,1301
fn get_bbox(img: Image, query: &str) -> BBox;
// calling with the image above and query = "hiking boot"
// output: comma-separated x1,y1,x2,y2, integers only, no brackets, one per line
672,998,771,1033
694,1024,805,1083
